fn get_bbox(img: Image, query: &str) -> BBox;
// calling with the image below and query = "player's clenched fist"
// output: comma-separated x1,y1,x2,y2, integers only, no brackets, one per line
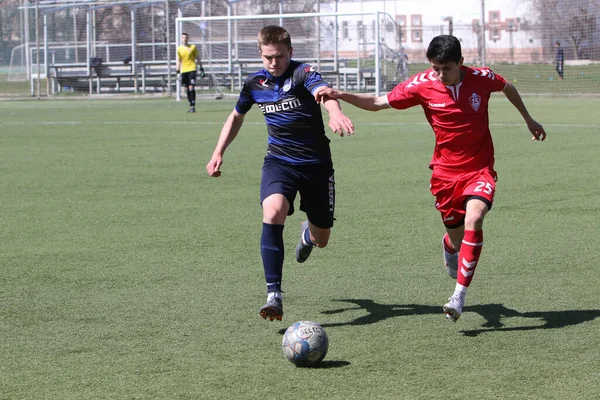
206,156,223,177
527,119,546,142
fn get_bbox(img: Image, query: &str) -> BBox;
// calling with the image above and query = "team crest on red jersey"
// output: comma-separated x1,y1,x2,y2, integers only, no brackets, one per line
469,93,481,111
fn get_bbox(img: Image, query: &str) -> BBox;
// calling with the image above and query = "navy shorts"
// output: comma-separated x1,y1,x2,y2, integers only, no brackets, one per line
181,70,197,86
260,156,335,229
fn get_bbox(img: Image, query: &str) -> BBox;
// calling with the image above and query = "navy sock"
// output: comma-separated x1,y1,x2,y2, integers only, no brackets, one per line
261,223,284,292
303,226,315,246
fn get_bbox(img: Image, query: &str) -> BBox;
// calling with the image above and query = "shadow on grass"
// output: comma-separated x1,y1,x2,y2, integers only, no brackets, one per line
318,299,600,337
284,360,351,369
312,360,352,369
462,304,600,337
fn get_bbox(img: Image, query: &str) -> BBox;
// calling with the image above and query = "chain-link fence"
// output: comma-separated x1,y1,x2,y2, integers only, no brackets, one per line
1,0,599,98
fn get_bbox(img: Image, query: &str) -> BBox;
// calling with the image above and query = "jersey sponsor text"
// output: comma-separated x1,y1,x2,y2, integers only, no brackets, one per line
258,97,302,114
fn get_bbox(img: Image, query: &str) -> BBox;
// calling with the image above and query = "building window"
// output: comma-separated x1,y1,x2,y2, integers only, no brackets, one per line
411,14,422,27
489,10,501,23
505,18,518,31
372,20,376,40
342,21,348,39
357,21,364,41
411,29,422,43
490,27,501,41
396,15,406,42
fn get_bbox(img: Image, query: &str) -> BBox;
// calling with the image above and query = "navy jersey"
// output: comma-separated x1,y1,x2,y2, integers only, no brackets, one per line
235,60,331,165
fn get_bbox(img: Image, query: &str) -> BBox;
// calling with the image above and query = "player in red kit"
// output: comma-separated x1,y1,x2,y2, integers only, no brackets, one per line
316,35,546,321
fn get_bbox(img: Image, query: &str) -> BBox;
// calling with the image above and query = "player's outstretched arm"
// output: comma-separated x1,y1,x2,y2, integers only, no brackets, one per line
315,88,390,112
315,88,355,137
206,110,246,177
502,82,547,142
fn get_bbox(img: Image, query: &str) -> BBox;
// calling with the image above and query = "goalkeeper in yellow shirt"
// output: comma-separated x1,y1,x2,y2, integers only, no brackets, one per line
177,33,205,113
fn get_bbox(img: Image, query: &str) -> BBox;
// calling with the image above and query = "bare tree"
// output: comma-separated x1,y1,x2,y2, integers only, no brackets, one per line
0,0,22,62
240,0,319,47
527,0,600,60
0,0,21,40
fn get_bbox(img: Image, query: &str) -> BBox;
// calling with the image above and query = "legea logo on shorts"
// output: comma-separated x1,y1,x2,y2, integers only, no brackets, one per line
328,175,335,212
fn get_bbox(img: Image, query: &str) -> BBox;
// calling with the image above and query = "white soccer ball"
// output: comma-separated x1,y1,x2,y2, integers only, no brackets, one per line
282,320,329,367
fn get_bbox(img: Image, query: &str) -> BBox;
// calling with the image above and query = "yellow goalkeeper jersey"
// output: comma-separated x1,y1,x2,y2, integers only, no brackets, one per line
177,44,199,73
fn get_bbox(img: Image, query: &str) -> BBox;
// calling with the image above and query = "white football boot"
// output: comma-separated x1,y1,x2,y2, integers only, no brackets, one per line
443,292,465,322
259,291,283,321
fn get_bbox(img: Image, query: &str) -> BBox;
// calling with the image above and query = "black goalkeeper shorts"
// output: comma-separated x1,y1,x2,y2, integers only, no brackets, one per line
181,70,197,86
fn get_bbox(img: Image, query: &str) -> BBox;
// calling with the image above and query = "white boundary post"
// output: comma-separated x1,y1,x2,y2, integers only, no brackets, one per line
43,12,49,96
86,8,91,94
175,13,181,102
375,12,381,96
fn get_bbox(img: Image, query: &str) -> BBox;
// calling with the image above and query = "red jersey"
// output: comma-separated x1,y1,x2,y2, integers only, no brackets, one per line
387,66,507,179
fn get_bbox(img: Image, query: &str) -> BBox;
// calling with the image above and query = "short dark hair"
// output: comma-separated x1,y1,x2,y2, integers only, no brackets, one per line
182,33,189,37
426,35,462,64
258,25,292,50
555,41,561,46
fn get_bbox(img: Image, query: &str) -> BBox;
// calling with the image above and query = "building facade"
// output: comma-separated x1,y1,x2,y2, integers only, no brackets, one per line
319,0,542,63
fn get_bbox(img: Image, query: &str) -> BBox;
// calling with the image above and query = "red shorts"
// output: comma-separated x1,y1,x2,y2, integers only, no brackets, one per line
430,168,497,228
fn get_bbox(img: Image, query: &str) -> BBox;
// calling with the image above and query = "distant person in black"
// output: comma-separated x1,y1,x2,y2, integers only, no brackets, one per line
206,25,354,322
555,41,564,80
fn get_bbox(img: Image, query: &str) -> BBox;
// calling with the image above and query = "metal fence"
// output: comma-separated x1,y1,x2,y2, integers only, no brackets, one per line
1,0,599,98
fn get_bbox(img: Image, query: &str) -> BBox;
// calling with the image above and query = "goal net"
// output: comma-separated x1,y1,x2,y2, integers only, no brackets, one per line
176,11,403,100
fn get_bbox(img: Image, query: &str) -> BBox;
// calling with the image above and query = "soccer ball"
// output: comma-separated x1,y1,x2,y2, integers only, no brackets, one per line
282,321,329,367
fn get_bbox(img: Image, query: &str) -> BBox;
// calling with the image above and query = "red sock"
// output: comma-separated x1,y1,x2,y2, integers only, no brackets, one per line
443,233,457,253
457,230,484,287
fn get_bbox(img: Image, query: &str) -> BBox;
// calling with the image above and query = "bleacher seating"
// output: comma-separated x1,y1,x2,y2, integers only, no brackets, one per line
48,58,372,95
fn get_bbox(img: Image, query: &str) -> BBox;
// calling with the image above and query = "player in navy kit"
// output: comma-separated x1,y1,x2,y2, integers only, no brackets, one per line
206,25,354,321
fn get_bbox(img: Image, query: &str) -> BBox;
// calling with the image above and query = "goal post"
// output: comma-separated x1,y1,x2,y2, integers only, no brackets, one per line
175,11,403,101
